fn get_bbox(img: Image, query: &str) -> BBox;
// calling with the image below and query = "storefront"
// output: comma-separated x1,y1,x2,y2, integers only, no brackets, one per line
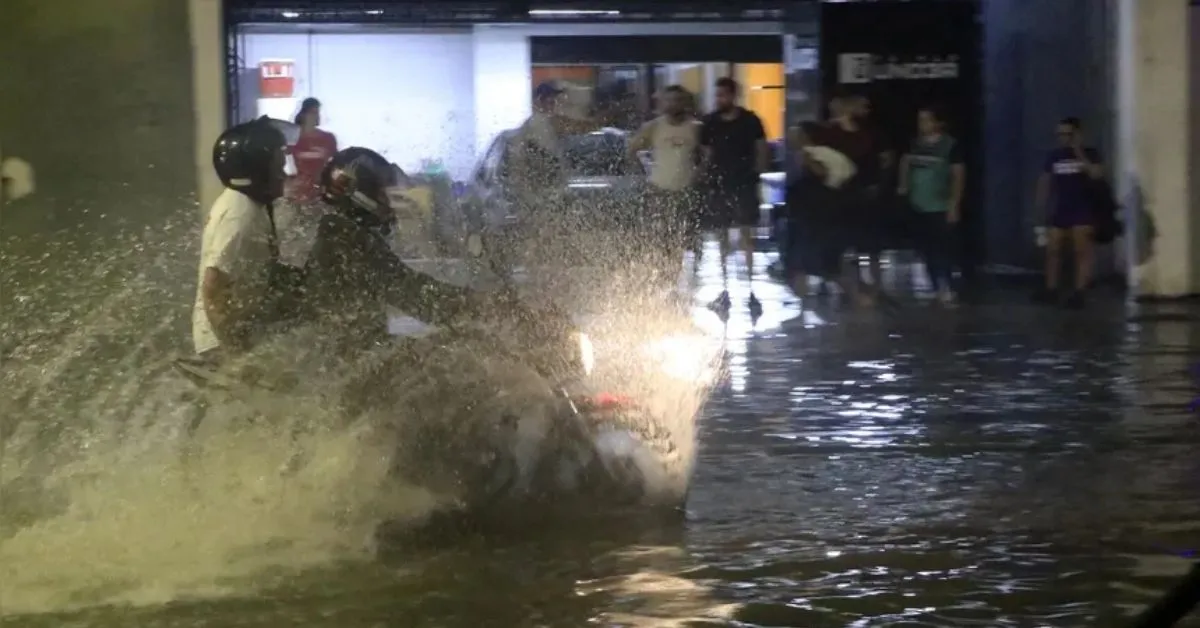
218,0,1120,274
814,0,984,276
222,1,788,179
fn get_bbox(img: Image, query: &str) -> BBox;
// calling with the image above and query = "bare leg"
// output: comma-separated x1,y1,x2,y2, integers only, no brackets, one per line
842,251,873,306
1044,228,1065,291
1071,225,1095,291
716,228,732,291
867,252,883,295
739,226,756,288
790,272,810,298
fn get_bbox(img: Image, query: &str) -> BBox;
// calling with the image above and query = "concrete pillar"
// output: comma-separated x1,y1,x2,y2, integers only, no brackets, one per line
702,64,718,112
1116,0,1192,297
189,0,226,219
472,26,532,157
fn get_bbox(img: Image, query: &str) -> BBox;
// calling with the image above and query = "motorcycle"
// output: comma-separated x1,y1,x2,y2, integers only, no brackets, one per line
173,313,714,525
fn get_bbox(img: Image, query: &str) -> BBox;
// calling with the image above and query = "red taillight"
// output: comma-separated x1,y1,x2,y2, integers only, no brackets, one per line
580,392,634,411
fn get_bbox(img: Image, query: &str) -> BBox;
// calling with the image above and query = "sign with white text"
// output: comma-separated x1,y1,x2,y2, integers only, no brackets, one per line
837,54,960,84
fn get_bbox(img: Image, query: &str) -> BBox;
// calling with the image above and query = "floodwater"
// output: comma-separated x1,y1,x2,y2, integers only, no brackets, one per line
4,244,1200,627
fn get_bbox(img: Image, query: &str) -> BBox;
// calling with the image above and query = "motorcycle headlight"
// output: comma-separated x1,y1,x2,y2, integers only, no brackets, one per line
576,331,596,376
643,334,717,382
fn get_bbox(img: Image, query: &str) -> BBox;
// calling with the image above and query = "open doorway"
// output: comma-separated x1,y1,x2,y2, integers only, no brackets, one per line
650,62,785,140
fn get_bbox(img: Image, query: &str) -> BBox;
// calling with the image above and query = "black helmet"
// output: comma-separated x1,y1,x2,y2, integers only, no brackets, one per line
319,147,404,222
212,116,287,204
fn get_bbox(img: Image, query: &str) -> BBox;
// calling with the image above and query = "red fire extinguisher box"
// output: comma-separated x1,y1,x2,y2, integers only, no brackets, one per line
258,59,295,99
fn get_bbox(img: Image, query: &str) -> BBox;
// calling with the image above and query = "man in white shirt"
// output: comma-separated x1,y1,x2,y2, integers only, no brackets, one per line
193,117,292,359
628,85,701,284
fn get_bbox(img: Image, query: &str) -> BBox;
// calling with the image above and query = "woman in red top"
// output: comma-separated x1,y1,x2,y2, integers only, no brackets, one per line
279,97,337,265
288,97,338,203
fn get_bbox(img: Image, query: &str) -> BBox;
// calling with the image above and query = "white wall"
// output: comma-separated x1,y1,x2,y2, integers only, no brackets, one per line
239,22,773,182
243,31,479,179
472,26,532,157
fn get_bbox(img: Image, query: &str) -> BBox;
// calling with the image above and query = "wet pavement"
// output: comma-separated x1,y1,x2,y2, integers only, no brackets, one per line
7,244,1200,627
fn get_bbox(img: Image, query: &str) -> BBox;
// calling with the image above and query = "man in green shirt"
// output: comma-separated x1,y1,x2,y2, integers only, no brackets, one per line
898,105,965,305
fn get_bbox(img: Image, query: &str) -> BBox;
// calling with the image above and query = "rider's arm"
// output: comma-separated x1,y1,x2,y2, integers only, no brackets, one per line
362,234,496,327
384,264,495,327
202,267,252,351
200,215,266,352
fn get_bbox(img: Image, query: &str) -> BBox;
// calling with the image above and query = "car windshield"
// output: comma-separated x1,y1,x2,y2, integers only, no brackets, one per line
562,133,640,177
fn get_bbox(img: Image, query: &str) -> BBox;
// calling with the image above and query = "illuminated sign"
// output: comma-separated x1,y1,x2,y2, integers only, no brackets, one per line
837,53,960,84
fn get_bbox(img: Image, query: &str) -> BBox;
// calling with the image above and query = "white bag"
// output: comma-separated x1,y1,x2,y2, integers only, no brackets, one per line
802,146,856,189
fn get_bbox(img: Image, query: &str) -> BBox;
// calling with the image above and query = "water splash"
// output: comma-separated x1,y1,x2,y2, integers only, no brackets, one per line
0,212,721,616
0,230,432,612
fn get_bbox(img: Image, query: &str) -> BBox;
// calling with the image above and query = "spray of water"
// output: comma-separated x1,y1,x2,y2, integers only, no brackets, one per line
0,198,722,615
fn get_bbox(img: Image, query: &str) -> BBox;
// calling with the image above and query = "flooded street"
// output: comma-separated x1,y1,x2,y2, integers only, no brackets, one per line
6,253,1200,627
0,0,1190,623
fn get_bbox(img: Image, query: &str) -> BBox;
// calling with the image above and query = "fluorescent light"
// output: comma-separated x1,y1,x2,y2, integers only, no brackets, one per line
281,10,299,18
567,182,611,189
528,9,620,17
365,9,383,15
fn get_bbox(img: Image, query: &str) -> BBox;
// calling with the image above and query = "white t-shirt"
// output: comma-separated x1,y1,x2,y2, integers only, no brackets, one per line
640,116,701,192
191,188,276,355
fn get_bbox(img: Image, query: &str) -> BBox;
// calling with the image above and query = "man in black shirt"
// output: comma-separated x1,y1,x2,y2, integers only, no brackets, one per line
698,77,771,315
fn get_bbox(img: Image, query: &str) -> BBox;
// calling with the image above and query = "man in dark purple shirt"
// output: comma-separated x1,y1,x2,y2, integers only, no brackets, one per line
1035,117,1104,308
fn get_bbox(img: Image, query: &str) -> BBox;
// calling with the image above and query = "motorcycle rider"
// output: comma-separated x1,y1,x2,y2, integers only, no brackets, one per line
303,146,574,352
193,116,304,362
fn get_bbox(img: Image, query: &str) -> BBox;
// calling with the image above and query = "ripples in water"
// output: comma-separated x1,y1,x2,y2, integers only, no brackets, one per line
9,253,1200,626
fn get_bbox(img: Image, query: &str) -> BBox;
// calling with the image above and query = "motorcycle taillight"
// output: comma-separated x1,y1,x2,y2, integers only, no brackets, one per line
580,392,634,411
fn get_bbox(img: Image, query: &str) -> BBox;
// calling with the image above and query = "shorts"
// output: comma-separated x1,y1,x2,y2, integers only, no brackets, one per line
1049,206,1094,230
702,183,761,230
643,186,695,249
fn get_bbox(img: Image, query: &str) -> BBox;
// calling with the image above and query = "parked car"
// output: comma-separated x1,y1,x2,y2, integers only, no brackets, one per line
434,128,647,275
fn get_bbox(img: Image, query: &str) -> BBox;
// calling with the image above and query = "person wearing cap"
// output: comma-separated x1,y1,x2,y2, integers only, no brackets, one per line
288,98,338,203
508,82,598,196
278,97,338,265
505,81,602,280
